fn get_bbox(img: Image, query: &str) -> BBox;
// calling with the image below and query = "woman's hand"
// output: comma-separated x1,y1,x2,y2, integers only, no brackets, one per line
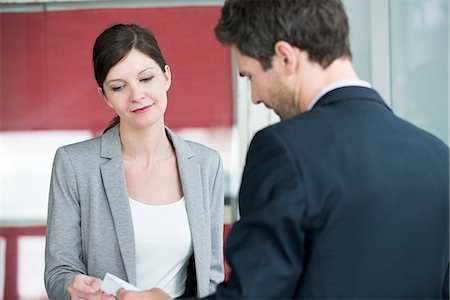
67,274,114,300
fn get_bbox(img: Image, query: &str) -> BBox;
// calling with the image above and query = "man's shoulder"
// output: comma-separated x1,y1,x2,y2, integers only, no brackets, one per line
256,113,319,142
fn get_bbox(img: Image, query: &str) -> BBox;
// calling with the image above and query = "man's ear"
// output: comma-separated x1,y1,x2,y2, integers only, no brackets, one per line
98,87,113,109
273,41,300,74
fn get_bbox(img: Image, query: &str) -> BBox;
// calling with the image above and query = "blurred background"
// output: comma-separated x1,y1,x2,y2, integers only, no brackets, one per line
0,0,448,299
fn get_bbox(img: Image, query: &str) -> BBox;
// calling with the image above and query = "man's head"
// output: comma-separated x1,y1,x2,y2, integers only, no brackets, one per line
215,0,351,70
215,0,353,118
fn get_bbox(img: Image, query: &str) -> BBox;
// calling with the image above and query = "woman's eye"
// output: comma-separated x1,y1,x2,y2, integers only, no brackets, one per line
141,76,154,83
111,86,125,92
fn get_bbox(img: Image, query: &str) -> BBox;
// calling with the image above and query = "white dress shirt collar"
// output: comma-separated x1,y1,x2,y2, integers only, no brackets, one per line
307,79,372,111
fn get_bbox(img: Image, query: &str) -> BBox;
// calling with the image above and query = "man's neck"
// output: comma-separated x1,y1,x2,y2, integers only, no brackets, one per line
297,58,358,112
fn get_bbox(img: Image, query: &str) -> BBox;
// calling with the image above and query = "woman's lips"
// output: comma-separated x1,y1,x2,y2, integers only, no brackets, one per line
132,104,152,114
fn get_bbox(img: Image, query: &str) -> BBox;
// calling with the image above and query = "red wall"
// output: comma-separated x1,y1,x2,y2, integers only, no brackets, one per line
0,6,232,132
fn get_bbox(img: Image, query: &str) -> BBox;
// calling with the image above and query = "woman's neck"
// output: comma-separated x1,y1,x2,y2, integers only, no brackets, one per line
119,121,173,164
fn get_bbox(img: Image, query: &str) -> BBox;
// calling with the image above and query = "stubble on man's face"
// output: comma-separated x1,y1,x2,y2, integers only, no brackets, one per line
267,72,299,120
233,46,299,120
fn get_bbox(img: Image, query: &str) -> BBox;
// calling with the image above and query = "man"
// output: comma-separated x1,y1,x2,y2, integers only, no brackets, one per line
118,0,449,299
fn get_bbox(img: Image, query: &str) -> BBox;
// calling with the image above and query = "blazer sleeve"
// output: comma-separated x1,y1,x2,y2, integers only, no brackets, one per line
442,263,449,299
213,128,307,299
208,154,225,293
44,147,86,300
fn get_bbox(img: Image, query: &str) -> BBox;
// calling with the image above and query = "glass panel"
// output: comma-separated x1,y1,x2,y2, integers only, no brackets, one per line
390,0,449,144
343,0,372,82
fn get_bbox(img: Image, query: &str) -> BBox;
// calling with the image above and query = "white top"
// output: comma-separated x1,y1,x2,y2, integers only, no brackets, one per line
307,79,373,111
129,197,193,298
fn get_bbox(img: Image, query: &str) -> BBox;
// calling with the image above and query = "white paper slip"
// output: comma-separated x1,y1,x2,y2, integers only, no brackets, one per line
101,272,141,296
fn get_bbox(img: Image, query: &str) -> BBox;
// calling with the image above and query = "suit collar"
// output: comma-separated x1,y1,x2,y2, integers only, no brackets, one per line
165,128,207,287
165,127,196,159
99,126,135,283
100,125,121,159
312,86,391,111
307,80,372,111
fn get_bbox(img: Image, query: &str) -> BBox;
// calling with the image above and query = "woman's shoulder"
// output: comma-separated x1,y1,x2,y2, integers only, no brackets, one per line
59,134,102,151
55,134,103,160
166,128,220,160
185,140,220,158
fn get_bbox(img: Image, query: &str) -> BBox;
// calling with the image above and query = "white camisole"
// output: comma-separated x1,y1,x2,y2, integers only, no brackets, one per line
129,197,193,298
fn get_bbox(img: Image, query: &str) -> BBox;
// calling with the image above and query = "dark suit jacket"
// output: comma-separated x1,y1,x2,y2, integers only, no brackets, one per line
212,86,449,299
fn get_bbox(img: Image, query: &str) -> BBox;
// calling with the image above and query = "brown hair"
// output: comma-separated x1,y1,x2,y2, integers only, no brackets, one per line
215,0,352,70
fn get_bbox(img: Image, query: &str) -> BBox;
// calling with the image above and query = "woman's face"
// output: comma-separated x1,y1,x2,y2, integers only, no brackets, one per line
101,48,171,130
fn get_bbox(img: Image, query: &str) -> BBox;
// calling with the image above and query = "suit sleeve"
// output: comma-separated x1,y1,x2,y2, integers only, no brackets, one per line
44,147,86,300
208,154,225,293
442,263,449,299
213,129,307,299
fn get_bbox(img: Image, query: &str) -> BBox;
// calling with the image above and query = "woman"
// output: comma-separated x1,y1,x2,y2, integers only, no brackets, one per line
44,24,224,300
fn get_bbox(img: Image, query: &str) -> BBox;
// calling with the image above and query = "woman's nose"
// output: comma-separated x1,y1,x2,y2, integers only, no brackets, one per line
129,85,144,102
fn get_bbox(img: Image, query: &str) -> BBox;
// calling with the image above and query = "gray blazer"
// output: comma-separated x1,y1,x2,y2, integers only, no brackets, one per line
44,125,224,300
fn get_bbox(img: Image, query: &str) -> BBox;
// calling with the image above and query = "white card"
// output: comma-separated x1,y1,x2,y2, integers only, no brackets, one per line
101,272,141,296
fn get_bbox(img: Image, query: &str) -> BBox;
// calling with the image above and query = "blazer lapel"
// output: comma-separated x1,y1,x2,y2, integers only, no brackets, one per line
99,125,136,284
166,129,207,279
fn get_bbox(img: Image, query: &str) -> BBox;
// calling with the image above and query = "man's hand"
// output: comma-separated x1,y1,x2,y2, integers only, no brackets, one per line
116,287,170,300
67,274,114,300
